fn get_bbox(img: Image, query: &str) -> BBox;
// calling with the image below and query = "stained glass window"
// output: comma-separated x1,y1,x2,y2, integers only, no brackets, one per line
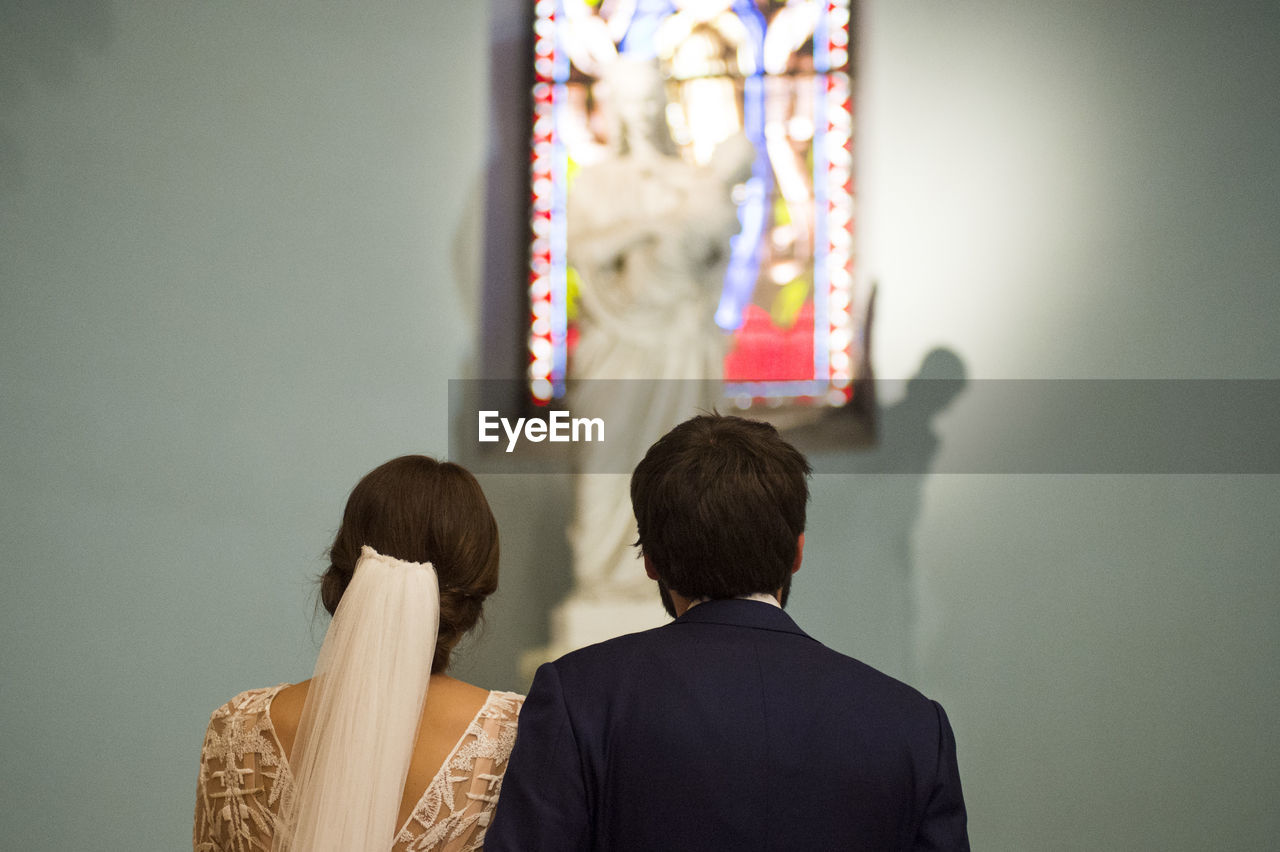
527,0,859,409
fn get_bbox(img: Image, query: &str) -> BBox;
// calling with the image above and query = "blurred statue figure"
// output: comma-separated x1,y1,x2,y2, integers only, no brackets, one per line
566,57,754,602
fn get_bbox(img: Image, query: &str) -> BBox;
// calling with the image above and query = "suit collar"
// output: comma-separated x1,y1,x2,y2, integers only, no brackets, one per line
672,597,810,639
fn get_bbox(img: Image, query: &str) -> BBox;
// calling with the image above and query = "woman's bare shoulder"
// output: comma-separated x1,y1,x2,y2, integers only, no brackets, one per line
207,683,290,721
266,680,308,758
424,675,495,726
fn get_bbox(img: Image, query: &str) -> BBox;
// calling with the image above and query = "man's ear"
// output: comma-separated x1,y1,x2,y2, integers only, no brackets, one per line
643,552,659,581
792,533,805,575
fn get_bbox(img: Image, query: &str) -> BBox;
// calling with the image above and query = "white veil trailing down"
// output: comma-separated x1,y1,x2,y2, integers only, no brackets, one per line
272,545,441,852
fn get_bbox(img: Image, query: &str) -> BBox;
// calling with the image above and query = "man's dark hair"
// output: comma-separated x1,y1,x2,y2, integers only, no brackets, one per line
630,414,811,607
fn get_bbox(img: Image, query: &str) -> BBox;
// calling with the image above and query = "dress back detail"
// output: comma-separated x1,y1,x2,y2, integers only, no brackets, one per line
194,685,523,852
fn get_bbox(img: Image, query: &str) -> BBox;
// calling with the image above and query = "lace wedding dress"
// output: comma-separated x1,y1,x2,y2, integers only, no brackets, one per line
193,684,523,852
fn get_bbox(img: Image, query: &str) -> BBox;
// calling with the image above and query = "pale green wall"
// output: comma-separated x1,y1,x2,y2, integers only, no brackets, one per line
0,2,505,848
1,1,1277,849
796,2,1280,849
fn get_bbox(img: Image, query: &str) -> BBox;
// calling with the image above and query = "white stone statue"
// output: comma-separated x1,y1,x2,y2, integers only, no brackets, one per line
564,57,755,603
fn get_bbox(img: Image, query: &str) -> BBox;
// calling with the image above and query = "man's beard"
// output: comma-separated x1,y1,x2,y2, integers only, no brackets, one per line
656,578,678,619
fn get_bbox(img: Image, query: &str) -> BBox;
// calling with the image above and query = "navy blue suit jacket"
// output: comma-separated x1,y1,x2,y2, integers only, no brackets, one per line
486,599,969,851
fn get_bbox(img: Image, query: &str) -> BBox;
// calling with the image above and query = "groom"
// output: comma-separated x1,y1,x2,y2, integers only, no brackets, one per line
486,415,969,850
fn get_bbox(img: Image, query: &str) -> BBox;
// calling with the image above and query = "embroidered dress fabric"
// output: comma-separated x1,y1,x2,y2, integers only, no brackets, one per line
193,685,523,851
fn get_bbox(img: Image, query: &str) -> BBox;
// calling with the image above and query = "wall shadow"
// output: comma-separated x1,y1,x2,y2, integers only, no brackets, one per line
0,0,113,194
785,347,968,680
452,2,572,693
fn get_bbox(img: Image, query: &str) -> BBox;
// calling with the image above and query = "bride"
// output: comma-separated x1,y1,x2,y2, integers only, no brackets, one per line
193,456,523,851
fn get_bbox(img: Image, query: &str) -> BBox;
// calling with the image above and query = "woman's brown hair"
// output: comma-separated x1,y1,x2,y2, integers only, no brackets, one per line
320,455,499,673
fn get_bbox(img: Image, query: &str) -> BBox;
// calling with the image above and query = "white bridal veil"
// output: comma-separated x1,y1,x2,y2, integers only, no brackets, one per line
273,545,441,851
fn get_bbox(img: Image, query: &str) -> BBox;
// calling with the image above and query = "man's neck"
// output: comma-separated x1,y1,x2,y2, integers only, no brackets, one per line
672,590,783,618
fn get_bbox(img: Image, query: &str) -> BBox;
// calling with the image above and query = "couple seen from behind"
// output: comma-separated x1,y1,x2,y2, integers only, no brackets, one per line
193,414,970,851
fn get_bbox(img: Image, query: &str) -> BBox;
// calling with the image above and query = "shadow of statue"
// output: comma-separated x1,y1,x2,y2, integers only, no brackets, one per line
0,0,113,194
785,347,968,681
860,347,968,473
